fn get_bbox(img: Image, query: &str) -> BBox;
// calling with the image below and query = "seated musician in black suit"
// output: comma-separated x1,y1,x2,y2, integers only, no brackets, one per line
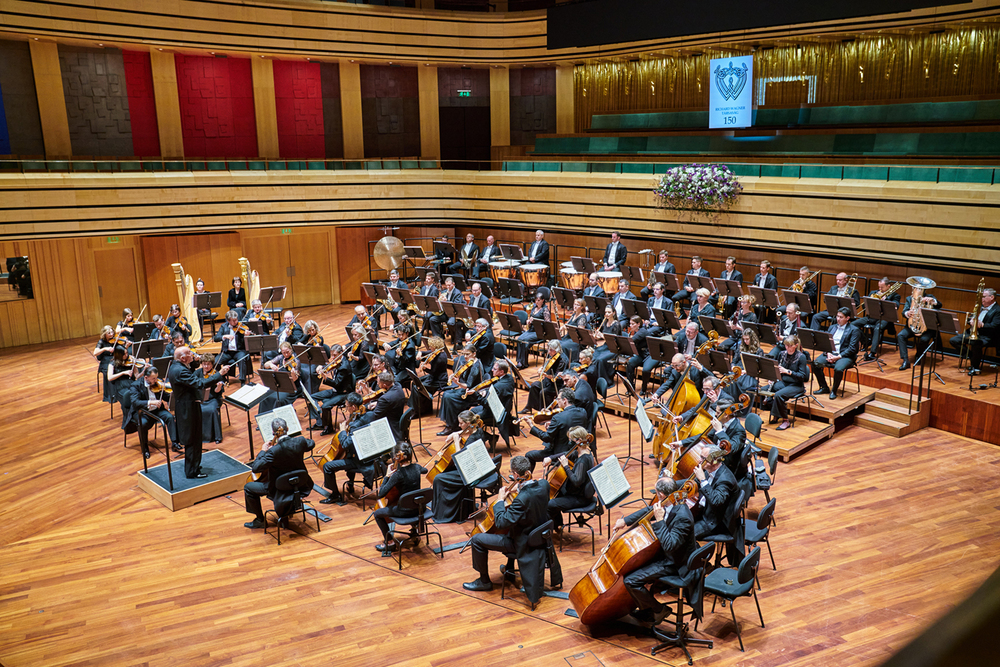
449,232,481,276
310,344,354,434
950,287,999,376
354,371,408,443
692,445,737,541
897,290,943,371
373,443,428,556
128,366,179,459
385,269,409,325
766,335,809,431
714,256,744,318
214,310,249,382
522,389,590,472
811,307,861,399
463,455,554,603
616,476,697,624
672,256,711,315
811,272,861,330
858,277,902,361
639,250,675,300
243,417,315,529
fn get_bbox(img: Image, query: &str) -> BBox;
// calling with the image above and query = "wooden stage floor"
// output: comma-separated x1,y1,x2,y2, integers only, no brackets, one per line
2,303,1000,667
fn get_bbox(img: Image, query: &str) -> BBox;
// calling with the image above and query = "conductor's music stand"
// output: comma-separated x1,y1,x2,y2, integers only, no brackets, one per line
228,376,277,460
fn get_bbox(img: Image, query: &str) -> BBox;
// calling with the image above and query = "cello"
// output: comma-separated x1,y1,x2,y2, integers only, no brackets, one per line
545,436,593,500
469,476,523,537
568,478,700,626
425,414,483,483
669,394,750,481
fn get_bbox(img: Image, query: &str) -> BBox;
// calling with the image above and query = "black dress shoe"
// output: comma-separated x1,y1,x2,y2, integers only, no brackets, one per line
436,430,451,437
244,518,265,529
188,473,208,479
776,421,791,431
864,353,876,361
829,390,839,400
969,368,982,376
320,428,335,436
813,387,829,395
462,579,494,592
374,542,397,553
899,361,910,371
172,443,183,452
319,495,342,504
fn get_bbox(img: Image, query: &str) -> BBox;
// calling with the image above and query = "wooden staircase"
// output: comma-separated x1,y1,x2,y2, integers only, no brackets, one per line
853,387,931,437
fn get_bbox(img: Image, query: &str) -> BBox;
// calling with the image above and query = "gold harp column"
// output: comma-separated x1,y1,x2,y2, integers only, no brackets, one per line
251,57,280,159
490,67,510,148
556,65,575,134
418,64,440,160
340,60,364,160
149,49,184,158
28,41,71,157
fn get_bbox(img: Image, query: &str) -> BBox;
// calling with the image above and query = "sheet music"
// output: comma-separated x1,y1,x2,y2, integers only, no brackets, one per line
228,382,270,409
255,404,303,441
588,455,631,507
486,386,506,423
453,439,494,486
352,417,396,461
635,402,654,441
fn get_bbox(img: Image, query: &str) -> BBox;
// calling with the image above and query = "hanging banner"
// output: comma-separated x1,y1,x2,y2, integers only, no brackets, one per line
709,55,753,129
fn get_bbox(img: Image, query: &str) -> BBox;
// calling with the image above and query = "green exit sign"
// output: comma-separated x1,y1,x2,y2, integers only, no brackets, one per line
107,236,120,244
457,90,471,97
281,228,292,235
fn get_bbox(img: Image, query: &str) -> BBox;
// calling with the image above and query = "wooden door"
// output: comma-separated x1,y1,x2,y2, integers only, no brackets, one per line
288,231,332,307
94,248,140,326
242,234,292,308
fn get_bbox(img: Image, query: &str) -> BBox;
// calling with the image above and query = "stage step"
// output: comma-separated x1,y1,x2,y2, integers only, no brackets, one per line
854,388,930,437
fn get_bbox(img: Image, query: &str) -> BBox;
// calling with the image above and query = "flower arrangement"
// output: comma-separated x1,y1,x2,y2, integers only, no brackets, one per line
652,163,743,218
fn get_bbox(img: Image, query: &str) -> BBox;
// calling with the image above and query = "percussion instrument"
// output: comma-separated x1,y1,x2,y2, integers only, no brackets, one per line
560,268,587,291
561,261,575,269
596,270,623,295
521,263,550,288
489,260,521,283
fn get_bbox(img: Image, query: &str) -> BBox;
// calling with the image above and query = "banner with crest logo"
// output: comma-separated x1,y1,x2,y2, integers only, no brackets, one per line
709,55,753,129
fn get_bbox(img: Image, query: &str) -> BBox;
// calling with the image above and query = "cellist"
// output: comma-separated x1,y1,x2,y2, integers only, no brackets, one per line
544,426,597,536
373,443,427,557
613,477,697,625
431,411,486,523
463,456,551,606
649,352,713,417
318,393,373,505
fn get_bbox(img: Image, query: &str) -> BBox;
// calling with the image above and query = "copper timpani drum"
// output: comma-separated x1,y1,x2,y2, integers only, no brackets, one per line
561,261,575,270
597,271,623,295
560,268,587,291
520,263,550,288
489,260,521,283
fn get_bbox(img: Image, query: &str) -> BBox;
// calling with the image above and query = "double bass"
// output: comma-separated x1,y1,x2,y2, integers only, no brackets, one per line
568,478,699,626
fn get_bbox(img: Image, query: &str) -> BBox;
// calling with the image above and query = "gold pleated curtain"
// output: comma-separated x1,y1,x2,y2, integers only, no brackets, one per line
574,26,1000,131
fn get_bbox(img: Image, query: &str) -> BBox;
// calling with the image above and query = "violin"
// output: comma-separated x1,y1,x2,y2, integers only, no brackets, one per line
150,379,173,395
463,374,500,399
361,386,387,405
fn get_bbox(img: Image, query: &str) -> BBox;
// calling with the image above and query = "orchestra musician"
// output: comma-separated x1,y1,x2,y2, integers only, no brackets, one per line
94,325,121,404
243,417,315,530
437,342,486,435
193,279,212,327
691,445,737,548
257,342,302,416
474,235,500,279
430,277,465,347
526,230,550,266
385,269,408,325
412,335,449,414
161,331,185,360
353,370,408,443
349,304,380,336
165,303,192,343
950,287,998,375
357,354,390,396
264,311,304,363
544,426,597,535
559,298,590,363
431,234,455,269
108,347,139,416
128,365,180,459
731,329,763,401
385,323,417,389
591,305,621,374
583,273,606,300
672,395,749,482
470,317,496,371
470,359,516,435
645,282,673,336
168,346,230,479
601,231,628,271
560,369,595,408
720,295,758,352
772,303,804,353
214,310,249,383
810,307,861,399
247,299,272,334
309,343,354,434
373,442,427,556
624,315,658,395
614,476,697,624
896,288,944,371
346,324,375,383
675,321,709,359
649,352,713,413
857,277,902,361
299,320,330,395
671,256,711,316
521,340,568,413
196,353,226,444
794,266,819,309
714,256,744,317
462,455,552,604
811,272,861,330
453,282,491,348
686,288,717,334
116,308,136,345
449,233,480,276
516,290,551,369
752,260,779,323
639,250,675,300
150,314,169,341
523,388,589,472
765,335,808,431
611,278,637,328
432,410,488,523
417,270,440,337
319,393,372,505
227,276,247,320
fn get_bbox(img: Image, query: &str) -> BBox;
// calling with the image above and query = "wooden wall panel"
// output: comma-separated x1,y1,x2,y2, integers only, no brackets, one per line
28,41,71,157
240,233,293,308
288,231,332,307
140,233,241,319
140,235,179,317
335,226,384,303
93,247,140,326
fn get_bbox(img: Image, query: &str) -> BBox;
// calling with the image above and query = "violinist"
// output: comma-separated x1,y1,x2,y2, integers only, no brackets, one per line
765,334,809,431
354,371,407,442
615,476,697,624
94,325,121,404
515,290,550,369
265,311,304,363
349,304,380,335
227,276,247,320
432,410,487,523
356,354,389,396
458,283,492,349
545,426,597,535
257,342,302,416
347,324,374,383
719,295,758,352
413,336,449,415
463,455,550,602
117,307,136,339
300,319,330,395
471,359,516,434
373,443,428,556
521,339,567,413
385,323,417,389
214,310,249,383
437,342,485,435
523,388,589,472
319,393,371,505
108,346,139,411
247,299,272,334
150,314,170,341
164,304,192,343
128,366,180,459
168,346,230,479
559,298,589,363
470,317,495,371
243,417,315,530
161,331,185,360
561,369,595,407
197,353,226,445
310,343,353,435
686,288,717,334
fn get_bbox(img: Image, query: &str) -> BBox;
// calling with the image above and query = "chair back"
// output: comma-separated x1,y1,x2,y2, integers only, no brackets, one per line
737,546,762,587
767,445,779,477
526,519,554,548
596,376,608,399
744,411,762,439
756,498,776,530
515,310,528,325
493,341,507,359
274,470,309,495
399,407,415,443
587,401,600,435
397,487,434,512
687,541,716,571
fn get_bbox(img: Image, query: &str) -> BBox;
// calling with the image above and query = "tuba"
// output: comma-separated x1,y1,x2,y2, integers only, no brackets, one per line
238,257,261,304
172,263,202,345
905,276,937,335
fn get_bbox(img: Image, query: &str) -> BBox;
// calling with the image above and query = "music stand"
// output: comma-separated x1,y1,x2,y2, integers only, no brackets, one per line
824,294,857,319
651,307,682,333
531,319,559,341
571,256,597,275
796,328,831,406
413,266,431,284
245,334,278,362
150,357,171,377
688,274,714,293
782,290,814,316
740,353,781,414
603,333,637,401
715,278,743,301
467,306,492,323
413,294,439,317
244,320,265,336
647,336,680,366
921,308,958,387
498,278,525,310
743,322,778,347
613,372,646,485
860,297,899,372
622,298,650,322
132,322,155,341
497,311,523,338
622,266,644,286
133,339,166,360
404,369,434,455
389,286,415,309
584,295,609,317
660,274,683,294
553,286,576,311
701,349,732,375
749,286,781,316
500,244,525,261
223,380,272,460
699,316,732,340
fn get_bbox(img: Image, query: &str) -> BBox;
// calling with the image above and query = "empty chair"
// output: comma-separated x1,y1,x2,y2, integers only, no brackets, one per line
387,488,443,570
701,547,764,652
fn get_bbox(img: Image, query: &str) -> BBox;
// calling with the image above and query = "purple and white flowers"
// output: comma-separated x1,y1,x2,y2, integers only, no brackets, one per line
653,163,742,217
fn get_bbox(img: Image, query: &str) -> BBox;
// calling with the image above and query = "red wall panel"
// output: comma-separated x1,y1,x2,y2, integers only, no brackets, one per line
122,50,160,157
175,55,257,158
273,60,324,159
